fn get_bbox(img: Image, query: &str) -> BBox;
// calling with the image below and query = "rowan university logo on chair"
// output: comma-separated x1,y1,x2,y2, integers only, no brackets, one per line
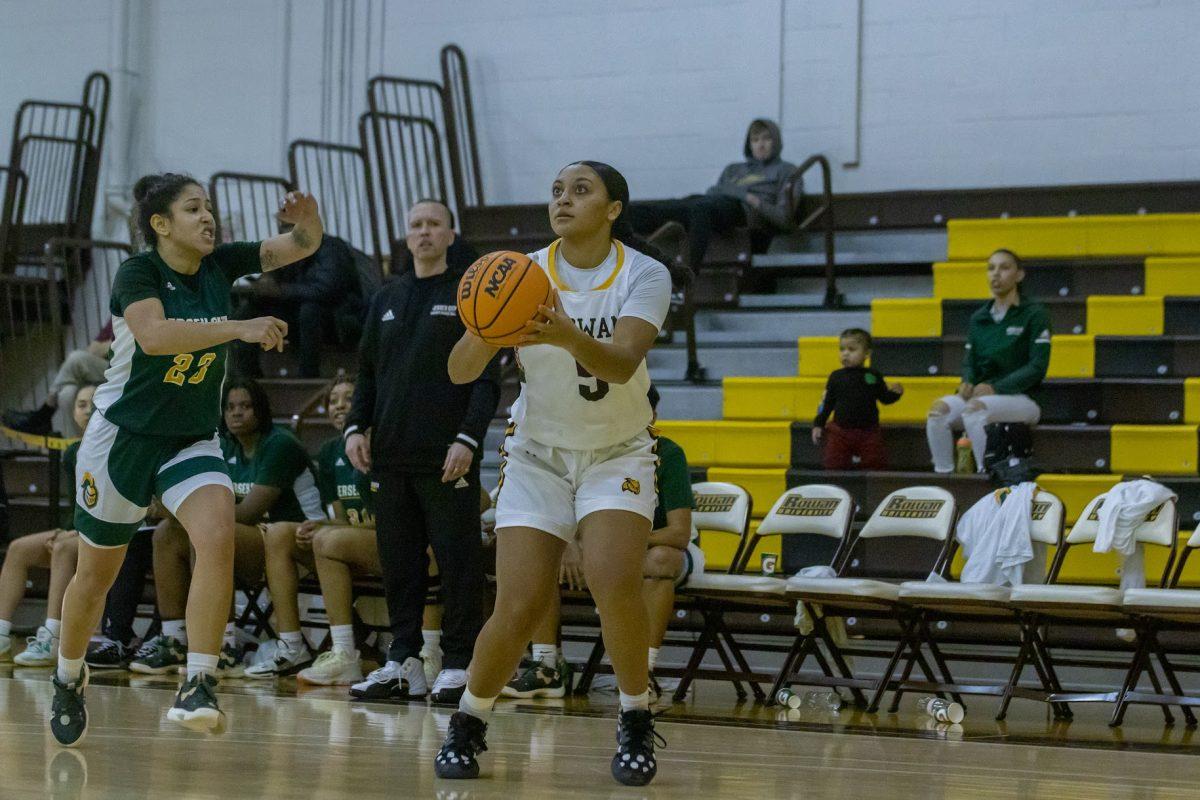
779,495,841,517
881,495,944,519
695,494,737,513
81,472,98,509
621,477,641,495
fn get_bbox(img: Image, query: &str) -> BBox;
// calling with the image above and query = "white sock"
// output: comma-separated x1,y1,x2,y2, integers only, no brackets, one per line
619,690,651,712
45,618,62,638
0,619,11,637
458,688,496,722
223,622,237,647
57,654,85,685
421,629,442,651
647,647,659,672
330,625,356,655
280,630,305,650
532,643,558,667
162,619,187,644
187,652,220,681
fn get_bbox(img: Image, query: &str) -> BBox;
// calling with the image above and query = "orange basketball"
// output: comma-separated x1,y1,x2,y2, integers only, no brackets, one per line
457,250,552,346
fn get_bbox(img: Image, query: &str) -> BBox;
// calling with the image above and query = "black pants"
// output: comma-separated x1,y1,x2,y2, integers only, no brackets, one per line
373,468,484,669
231,296,329,379
102,527,153,645
627,194,746,271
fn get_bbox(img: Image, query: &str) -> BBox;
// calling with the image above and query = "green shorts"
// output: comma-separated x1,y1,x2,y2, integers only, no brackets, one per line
73,412,232,547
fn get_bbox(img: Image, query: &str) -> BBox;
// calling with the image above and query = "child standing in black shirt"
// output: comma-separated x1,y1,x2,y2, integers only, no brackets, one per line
812,329,904,469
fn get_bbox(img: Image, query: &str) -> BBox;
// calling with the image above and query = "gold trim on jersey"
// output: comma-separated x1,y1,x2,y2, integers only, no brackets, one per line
546,239,625,292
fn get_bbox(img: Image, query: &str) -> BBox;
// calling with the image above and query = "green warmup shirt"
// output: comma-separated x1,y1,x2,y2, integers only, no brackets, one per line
316,436,374,527
962,300,1052,395
94,243,262,437
222,425,322,523
654,436,696,544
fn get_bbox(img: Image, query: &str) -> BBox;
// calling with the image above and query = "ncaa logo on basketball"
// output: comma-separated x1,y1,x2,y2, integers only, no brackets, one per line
81,472,99,509
484,256,517,298
621,477,641,495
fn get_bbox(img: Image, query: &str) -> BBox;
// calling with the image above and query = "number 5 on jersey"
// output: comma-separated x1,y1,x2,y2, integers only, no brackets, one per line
163,352,217,386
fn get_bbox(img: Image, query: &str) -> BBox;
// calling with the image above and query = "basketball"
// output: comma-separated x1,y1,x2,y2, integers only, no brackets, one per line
457,250,552,346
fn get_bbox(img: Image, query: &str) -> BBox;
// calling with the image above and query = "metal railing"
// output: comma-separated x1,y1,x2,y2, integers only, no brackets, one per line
362,112,449,258
440,44,484,208
0,167,27,273
208,172,294,245
789,154,839,307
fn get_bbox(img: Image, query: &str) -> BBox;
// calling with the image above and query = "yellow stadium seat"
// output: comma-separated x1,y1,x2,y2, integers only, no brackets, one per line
722,377,801,419
878,376,959,422
1034,474,1121,524
1110,425,1198,474
947,217,1087,260
656,421,791,468
1045,334,1094,378
1086,295,1163,336
871,298,941,337
1145,256,1200,297
1185,378,1200,425
705,468,786,516
700,520,777,573
931,261,989,299
797,336,844,376
1086,214,1200,257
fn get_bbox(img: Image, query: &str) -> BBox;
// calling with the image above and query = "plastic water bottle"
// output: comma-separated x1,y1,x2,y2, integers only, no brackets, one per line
954,437,976,474
802,690,844,711
916,695,965,724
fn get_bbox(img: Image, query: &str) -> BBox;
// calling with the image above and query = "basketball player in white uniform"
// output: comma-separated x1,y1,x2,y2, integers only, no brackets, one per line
433,162,672,787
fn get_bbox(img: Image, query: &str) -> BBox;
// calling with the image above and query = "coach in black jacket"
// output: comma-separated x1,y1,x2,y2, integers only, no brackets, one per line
344,200,499,702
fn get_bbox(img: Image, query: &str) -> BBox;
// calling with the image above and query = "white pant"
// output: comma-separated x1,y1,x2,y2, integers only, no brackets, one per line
926,393,1041,473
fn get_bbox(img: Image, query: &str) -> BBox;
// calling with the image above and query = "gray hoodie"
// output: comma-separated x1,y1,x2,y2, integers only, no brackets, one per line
706,118,798,230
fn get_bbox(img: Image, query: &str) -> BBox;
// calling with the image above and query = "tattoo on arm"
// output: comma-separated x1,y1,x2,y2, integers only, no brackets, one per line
292,227,314,251
261,247,280,271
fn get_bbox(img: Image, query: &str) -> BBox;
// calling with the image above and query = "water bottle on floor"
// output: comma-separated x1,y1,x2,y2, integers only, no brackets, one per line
954,437,976,474
916,695,964,724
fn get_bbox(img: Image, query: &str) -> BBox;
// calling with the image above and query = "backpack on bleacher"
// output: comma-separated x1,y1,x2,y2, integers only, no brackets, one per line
983,422,1038,487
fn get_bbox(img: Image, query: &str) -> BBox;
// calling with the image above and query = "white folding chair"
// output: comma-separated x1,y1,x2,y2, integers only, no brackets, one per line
889,489,1065,716
1004,491,1179,722
780,486,957,713
677,485,856,704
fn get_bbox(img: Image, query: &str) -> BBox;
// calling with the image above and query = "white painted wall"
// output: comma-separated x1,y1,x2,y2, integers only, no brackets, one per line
1,0,1198,228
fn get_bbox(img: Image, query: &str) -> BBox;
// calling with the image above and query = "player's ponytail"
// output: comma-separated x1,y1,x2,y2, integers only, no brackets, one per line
132,172,202,248
571,161,687,286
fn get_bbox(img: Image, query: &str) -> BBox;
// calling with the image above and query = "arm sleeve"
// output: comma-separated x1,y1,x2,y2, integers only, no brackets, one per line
278,238,354,303
110,258,161,314
657,444,694,515
993,309,1053,395
213,241,263,284
457,351,501,451
617,261,672,330
875,370,903,405
707,163,748,199
254,434,308,489
343,291,381,438
813,373,838,427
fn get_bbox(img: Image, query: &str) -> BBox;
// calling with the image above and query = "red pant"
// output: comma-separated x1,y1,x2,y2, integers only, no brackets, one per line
822,423,888,470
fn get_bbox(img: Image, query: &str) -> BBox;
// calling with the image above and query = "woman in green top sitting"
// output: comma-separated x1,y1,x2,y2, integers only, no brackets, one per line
0,384,96,665
926,249,1052,473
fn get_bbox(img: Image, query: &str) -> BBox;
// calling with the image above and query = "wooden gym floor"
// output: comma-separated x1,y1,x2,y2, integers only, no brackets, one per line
3,668,1200,799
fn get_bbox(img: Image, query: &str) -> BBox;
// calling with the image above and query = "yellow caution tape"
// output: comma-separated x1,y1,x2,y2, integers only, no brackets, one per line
0,425,80,452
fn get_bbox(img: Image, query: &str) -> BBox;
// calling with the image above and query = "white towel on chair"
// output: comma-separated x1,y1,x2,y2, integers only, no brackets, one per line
957,481,1038,586
1094,479,1175,558
792,566,847,650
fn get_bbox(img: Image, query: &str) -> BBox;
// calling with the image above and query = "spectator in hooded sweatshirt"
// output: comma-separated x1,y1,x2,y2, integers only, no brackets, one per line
627,118,799,274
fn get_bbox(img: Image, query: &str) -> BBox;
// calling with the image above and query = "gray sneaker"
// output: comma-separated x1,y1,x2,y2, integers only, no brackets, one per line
166,673,225,733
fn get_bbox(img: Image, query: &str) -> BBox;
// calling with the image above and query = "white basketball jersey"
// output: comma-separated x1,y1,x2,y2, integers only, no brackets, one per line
511,239,672,450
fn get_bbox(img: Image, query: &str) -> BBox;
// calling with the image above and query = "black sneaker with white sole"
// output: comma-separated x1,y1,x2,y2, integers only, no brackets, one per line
433,711,488,779
612,708,665,786
49,664,89,747
430,669,468,704
86,638,133,670
166,673,226,733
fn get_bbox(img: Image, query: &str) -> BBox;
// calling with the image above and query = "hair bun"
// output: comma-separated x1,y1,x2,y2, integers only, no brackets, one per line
132,174,163,204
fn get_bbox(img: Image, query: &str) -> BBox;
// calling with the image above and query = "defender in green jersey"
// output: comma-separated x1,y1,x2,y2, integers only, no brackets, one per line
51,173,323,746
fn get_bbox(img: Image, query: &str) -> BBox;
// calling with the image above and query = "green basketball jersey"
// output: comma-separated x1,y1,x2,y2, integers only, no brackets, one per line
221,425,323,523
95,243,261,437
316,436,373,527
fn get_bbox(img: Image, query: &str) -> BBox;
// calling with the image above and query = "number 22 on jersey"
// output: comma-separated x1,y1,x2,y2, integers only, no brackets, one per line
163,352,217,386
